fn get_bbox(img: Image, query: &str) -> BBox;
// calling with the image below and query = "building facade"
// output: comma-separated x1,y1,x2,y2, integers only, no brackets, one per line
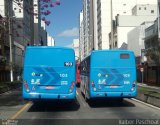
80,0,157,59
34,0,41,46
128,21,154,57
0,0,35,81
72,39,80,61
112,11,157,49
110,4,157,49
0,1,8,81
47,34,55,46
13,0,34,80
40,21,47,46
144,18,160,84
79,10,85,61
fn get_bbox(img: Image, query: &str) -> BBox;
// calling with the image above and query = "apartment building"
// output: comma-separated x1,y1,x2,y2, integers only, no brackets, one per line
80,0,157,59
112,4,157,49
47,34,55,46
72,39,80,61
34,0,42,46
79,10,85,61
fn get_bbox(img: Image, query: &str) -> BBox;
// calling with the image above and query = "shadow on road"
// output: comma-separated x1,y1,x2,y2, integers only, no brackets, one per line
87,98,135,108
27,99,80,112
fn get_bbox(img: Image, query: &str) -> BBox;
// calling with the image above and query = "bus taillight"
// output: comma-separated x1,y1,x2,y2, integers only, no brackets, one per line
131,80,137,91
132,80,137,87
72,81,75,85
69,81,75,93
23,80,29,92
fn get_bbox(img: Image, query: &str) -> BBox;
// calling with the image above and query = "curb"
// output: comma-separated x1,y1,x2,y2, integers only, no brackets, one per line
136,92,160,108
0,86,21,95
138,83,160,91
131,98,160,110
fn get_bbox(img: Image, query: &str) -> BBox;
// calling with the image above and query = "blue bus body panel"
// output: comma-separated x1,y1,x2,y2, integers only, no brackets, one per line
23,46,76,100
89,50,137,98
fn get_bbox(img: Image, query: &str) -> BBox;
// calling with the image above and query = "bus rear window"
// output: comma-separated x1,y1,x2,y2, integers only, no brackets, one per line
120,53,130,59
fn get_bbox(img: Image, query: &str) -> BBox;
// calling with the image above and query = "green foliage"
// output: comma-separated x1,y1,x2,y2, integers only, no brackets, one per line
138,87,160,98
0,57,7,65
0,81,22,93
146,47,160,65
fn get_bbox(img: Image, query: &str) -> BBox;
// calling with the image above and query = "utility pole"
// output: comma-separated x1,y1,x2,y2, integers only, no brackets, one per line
157,0,160,39
9,17,13,82
7,0,14,82
111,0,114,49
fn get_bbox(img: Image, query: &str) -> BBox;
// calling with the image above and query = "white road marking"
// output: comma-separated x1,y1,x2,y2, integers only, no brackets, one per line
131,98,160,110
76,90,87,107
0,91,12,96
76,91,79,95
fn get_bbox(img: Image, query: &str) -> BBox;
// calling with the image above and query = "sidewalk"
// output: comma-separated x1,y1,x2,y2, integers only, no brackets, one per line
136,83,160,107
138,83,160,91
0,81,21,94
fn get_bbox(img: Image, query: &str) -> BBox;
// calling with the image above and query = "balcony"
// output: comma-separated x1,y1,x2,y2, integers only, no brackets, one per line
144,18,160,66
145,18,158,39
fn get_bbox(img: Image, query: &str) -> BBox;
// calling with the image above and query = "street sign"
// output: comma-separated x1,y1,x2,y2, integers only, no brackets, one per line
140,68,144,72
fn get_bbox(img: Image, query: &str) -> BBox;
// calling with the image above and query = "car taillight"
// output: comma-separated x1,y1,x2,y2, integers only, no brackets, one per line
23,80,29,92
91,81,95,87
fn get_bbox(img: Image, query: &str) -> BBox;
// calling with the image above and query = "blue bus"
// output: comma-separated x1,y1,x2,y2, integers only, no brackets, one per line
23,46,76,100
80,50,137,101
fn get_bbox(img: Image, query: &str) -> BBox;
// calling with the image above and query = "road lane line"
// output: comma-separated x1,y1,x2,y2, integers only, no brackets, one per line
76,90,87,107
131,98,160,110
9,101,32,119
76,91,79,95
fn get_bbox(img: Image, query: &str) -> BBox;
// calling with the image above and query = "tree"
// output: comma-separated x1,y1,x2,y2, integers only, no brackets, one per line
13,0,61,26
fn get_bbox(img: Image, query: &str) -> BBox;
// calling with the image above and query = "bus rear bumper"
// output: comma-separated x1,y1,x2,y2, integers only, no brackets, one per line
23,92,76,100
90,91,137,98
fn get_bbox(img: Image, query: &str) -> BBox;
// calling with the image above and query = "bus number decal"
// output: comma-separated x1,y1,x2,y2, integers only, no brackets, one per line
60,74,68,78
124,81,130,84
123,74,130,78
64,62,73,66
61,81,68,85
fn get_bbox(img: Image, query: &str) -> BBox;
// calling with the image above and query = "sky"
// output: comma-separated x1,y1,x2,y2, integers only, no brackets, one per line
45,0,82,47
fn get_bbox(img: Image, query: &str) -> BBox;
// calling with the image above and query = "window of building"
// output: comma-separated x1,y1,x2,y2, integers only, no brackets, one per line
144,7,146,10
123,4,126,6
115,41,117,47
151,10,154,13
139,7,141,10
123,11,126,14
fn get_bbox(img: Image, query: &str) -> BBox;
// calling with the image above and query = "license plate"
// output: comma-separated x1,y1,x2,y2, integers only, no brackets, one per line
46,86,54,89
110,86,118,88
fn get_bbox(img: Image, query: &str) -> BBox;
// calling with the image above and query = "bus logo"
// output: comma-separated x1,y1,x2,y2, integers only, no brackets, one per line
98,73,101,77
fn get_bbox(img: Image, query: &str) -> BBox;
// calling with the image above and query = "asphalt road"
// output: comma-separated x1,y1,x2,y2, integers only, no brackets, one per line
0,88,160,125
